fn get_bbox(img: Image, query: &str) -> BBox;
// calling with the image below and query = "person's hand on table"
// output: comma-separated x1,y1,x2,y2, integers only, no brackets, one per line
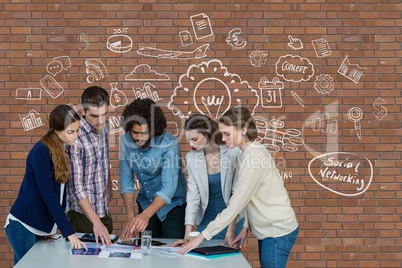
230,227,248,249
121,218,135,241
177,233,205,255
221,230,235,246
68,234,88,250
129,213,150,233
171,239,188,247
93,222,112,246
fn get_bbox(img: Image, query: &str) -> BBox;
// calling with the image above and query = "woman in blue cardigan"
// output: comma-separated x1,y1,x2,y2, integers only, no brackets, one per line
5,105,87,265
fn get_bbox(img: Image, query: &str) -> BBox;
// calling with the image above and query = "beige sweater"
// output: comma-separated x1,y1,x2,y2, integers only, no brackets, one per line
202,142,298,240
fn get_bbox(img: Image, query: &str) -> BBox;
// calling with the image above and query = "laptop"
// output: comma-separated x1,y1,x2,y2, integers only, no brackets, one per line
190,245,240,256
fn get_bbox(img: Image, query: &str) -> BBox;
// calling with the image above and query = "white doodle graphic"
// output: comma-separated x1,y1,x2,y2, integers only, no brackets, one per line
109,82,128,109
46,56,71,76
258,77,283,108
15,88,42,100
337,55,364,84
226,28,247,50
85,59,108,83
311,38,331,58
19,110,44,131
77,33,89,51
106,28,133,53
167,122,179,137
125,64,170,81
291,91,306,108
137,44,209,60
132,82,161,102
287,35,303,50
275,54,314,82
308,152,373,196
168,59,260,119
314,74,335,95
255,118,304,152
190,13,213,40
249,50,267,67
311,112,338,133
179,30,193,46
373,97,387,120
302,101,339,157
348,107,363,140
40,75,64,99
109,115,123,135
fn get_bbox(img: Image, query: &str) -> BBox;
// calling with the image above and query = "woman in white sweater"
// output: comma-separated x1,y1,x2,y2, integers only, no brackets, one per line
172,114,244,246
178,107,298,268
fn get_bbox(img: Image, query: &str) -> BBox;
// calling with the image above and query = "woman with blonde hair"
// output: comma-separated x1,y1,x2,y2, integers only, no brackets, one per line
5,105,87,265
178,107,298,268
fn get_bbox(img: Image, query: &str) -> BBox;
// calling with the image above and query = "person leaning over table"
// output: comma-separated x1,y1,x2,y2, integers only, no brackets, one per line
65,86,113,246
178,107,299,268
119,98,187,239
5,105,87,265
172,113,244,247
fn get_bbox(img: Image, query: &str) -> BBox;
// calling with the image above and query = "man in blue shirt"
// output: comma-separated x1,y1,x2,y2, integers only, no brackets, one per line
119,98,186,239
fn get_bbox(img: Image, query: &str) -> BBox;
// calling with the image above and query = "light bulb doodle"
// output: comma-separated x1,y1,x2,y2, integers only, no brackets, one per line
168,59,259,120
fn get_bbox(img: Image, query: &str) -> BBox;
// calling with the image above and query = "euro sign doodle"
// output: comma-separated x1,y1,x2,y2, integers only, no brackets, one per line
373,97,387,120
226,28,247,50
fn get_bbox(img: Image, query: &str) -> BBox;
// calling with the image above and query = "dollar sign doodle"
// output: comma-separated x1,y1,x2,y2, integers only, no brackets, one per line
373,97,387,120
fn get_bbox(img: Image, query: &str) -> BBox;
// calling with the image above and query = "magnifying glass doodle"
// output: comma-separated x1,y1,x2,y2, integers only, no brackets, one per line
348,107,363,140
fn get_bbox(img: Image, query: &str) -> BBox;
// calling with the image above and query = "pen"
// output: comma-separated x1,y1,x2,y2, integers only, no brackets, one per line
291,91,307,108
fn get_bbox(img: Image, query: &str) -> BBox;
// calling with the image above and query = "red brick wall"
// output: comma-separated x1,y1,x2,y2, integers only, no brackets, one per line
1,1,401,267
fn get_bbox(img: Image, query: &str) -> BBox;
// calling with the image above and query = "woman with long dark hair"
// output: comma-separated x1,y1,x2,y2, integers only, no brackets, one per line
5,105,87,265
172,114,244,246
178,107,298,268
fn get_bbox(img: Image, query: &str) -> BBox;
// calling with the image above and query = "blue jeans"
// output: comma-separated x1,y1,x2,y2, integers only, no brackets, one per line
5,219,40,265
258,227,299,268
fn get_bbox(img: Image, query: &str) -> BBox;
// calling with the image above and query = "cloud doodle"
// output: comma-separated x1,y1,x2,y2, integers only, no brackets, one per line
125,64,170,81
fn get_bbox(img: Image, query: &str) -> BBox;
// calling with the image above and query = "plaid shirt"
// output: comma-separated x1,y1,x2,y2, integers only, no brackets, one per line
66,118,110,218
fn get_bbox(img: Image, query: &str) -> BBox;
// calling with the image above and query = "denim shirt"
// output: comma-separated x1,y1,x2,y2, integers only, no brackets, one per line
119,131,186,221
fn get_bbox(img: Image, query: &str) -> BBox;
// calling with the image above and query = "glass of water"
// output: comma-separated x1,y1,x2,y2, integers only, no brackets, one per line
141,230,152,255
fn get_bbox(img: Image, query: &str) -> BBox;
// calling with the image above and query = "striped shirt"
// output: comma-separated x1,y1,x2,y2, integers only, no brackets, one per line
66,118,110,218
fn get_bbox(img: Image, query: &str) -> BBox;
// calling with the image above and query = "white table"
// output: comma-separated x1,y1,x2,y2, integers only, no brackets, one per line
14,238,251,268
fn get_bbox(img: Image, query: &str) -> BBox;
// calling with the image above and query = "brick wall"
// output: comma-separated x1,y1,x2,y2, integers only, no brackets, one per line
1,0,401,267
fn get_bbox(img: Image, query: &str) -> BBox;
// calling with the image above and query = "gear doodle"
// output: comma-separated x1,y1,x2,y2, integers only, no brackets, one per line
249,50,267,67
314,74,335,95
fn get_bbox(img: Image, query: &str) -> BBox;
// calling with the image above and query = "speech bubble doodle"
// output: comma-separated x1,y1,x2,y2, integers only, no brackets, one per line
308,152,373,196
275,54,314,83
46,56,71,76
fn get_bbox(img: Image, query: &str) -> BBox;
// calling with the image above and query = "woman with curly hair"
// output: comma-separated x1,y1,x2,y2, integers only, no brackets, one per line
5,105,87,265
119,98,187,240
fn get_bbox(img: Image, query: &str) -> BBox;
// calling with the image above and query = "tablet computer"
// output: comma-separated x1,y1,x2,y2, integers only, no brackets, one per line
190,245,240,256
80,233,119,243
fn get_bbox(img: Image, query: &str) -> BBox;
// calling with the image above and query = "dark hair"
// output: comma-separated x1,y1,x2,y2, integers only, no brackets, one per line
121,98,167,136
41,105,80,184
184,114,224,146
219,107,258,142
81,86,109,111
